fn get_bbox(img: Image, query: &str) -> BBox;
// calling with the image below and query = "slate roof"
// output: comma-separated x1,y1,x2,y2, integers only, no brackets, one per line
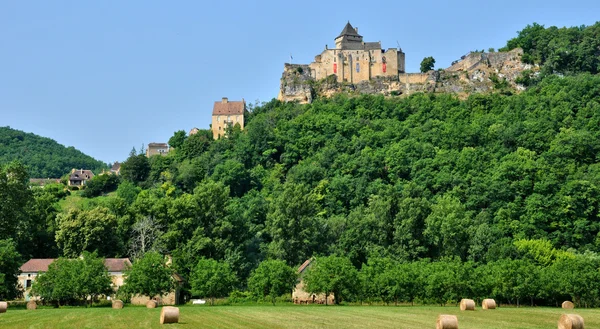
336,22,362,39
148,143,169,148
111,162,121,172
70,169,94,181
20,258,132,273
212,99,245,116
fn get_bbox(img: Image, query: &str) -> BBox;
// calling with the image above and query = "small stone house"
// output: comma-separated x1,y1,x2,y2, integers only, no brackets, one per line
19,258,132,301
110,162,121,175
129,272,184,306
211,97,246,140
292,259,335,304
68,169,94,186
146,143,170,157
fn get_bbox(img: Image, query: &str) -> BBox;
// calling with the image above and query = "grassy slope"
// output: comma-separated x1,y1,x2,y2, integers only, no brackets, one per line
57,191,117,212
1,305,600,329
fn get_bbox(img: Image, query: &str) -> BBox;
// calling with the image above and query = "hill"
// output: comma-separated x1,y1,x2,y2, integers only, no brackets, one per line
0,126,107,178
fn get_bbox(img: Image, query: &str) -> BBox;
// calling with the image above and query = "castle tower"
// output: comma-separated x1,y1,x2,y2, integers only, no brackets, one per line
334,22,363,50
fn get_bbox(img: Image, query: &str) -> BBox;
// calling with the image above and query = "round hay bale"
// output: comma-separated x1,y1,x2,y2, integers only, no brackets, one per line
146,300,158,308
482,299,496,310
436,314,458,329
160,306,180,324
460,298,475,311
26,301,37,310
558,314,584,329
562,301,575,309
112,300,124,309
0,301,7,313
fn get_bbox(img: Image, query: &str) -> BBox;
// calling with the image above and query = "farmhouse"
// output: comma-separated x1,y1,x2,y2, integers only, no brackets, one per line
19,258,131,301
68,169,94,186
292,259,334,304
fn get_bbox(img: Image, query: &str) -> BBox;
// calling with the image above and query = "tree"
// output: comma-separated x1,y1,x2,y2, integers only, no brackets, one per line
122,252,174,300
420,56,435,72
190,258,237,305
0,239,22,300
55,206,120,257
120,154,150,184
303,256,360,305
247,259,297,304
129,216,164,260
81,173,120,198
168,130,187,149
31,252,112,306
0,161,31,242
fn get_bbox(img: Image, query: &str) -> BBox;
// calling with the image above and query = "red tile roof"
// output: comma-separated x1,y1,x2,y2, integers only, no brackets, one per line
20,258,132,273
20,259,56,272
212,98,245,116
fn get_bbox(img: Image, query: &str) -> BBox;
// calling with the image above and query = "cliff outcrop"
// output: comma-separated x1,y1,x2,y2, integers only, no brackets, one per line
278,48,536,103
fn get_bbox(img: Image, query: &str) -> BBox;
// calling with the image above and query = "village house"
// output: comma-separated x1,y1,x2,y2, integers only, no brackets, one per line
146,143,170,157
110,161,121,175
292,259,334,304
211,97,246,140
68,169,94,186
19,258,132,301
130,272,184,306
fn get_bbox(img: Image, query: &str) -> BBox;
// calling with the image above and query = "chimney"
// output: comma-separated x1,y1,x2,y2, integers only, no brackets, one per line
222,97,228,104
355,27,358,33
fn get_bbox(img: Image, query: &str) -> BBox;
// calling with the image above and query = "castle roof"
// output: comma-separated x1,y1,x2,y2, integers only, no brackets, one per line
336,22,362,39
212,97,245,116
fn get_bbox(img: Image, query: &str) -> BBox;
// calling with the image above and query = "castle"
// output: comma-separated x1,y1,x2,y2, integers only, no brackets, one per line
307,22,405,83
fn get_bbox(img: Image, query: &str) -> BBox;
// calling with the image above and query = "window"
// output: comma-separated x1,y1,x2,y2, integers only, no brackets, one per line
26,279,32,288
217,116,220,122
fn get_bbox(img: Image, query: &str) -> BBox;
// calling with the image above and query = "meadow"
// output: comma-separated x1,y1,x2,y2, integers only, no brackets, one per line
1,305,599,329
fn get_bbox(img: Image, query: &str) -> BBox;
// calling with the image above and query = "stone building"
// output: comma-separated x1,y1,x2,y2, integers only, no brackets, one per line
146,143,170,157
19,258,132,301
307,22,405,83
211,97,246,140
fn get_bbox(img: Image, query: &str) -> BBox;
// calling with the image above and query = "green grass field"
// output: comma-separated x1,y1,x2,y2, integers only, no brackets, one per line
1,305,599,328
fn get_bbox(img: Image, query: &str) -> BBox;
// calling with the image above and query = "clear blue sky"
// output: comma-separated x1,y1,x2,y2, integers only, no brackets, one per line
1,0,598,164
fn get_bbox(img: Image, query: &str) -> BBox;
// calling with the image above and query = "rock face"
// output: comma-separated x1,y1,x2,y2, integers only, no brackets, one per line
278,48,535,103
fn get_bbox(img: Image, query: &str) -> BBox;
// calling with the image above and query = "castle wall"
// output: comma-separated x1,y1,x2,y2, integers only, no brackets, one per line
309,48,402,83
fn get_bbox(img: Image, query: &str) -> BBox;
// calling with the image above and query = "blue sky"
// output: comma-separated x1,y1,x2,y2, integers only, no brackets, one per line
1,0,599,164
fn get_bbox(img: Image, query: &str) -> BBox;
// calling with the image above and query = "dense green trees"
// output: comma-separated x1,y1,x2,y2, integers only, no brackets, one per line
190,258,236,305
121,252,174,300
304,256,359,305
0,127,107,178
247,260,297,304
0,239,22,300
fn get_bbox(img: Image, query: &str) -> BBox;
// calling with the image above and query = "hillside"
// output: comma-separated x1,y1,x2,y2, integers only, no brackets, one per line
0,126,107,178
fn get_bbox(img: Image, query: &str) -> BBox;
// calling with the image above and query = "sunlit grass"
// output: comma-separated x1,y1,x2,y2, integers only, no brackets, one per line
1,305,599,329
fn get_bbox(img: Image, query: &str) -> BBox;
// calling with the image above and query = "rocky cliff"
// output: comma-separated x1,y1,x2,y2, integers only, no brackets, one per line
278,48,536,103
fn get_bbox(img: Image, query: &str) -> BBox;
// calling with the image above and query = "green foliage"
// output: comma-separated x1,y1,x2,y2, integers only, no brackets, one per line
120,154,150,185
168,130,187,149
0,161,31,242
247,259,297,304
55,207,121,257
420,56,435,72
504,22,600,75
304,256,359,304
31,252,112,306
121,251,173,299
0,239,22,300
0,127,107,178
81,173,120,198
190,258,237,305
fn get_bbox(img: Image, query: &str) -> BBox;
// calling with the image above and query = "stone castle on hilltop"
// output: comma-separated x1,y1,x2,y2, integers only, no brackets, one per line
308,22,405,83
279,22,533,103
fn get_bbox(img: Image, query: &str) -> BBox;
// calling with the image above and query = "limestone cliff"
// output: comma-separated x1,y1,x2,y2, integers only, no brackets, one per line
278,48,536,103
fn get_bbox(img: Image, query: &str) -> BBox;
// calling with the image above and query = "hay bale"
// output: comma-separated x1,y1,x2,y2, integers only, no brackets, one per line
0,301,7,313
26,301,37,310
460,298,475,311
482,299,496,310
436,314,458,329
112,300,124,309
562,301,575,309
160,306,180,324
146,300,158,308
558,314,584,329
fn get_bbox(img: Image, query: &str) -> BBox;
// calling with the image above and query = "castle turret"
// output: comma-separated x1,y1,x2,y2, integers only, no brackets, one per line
335,22,363,50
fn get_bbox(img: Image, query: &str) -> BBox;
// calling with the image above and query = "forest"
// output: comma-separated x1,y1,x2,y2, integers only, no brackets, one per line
1,22,600,307
0,126,107,178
